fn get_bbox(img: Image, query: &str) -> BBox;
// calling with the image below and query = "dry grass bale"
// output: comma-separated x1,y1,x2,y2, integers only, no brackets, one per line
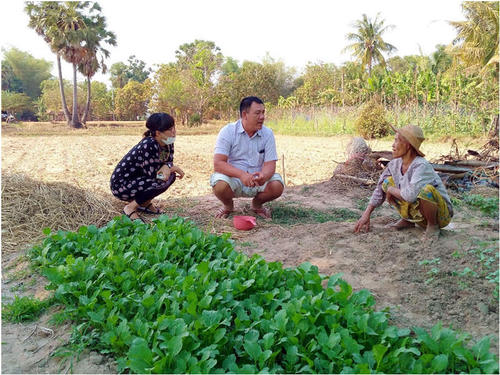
346,137,372,158
333,137,381,184
354,100,390,139
1,173,120,254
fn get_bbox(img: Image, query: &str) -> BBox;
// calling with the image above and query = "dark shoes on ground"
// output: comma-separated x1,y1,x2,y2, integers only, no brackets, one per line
138,203,163,215
123,209,145,223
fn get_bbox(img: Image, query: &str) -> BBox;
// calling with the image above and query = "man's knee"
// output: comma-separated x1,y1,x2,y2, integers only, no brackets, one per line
266,180,284,198
213,180,234,197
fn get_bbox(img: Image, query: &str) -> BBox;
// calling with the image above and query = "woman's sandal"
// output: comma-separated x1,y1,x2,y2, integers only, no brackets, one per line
123,209,145,223
138,203,163,215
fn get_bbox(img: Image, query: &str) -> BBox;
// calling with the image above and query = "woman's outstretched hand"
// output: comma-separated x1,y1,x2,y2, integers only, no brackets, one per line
170,165,184,179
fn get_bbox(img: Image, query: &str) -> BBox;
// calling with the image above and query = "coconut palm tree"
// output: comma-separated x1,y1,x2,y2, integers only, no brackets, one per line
344,13,397,76
449,1,499,72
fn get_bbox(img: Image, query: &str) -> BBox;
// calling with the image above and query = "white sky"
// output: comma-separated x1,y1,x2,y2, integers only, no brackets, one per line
1,0,465,85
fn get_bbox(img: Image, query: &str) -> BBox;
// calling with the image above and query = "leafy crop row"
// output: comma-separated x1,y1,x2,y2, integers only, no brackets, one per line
28,216,498,373
452,194,499,219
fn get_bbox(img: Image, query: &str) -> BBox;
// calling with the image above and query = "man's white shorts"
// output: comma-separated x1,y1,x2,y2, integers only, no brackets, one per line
210,172,284,198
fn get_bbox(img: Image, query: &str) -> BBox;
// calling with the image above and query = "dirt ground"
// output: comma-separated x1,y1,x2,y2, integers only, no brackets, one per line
1,133,498,373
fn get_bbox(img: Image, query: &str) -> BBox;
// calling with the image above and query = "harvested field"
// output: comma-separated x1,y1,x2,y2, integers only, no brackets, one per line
1,131,498,373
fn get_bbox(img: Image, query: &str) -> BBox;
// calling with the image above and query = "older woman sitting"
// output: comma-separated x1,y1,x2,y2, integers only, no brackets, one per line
354,124,453,240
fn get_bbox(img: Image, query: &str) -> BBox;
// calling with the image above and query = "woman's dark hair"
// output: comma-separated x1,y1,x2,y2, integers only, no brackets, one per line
143,113,175,137
239,96,263,116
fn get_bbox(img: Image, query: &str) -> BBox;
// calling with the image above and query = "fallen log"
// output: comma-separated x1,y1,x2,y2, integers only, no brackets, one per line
429,163,474,174
445,172,467,179
369,151,393,160
444,160,498,169
334,173,377,185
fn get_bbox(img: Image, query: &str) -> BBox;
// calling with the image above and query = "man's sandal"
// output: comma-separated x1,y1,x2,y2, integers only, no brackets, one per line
215,207,233,219
138,203,163,215
251,207,272,220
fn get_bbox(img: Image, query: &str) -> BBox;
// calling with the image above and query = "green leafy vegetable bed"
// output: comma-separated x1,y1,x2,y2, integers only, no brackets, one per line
28,216,498,374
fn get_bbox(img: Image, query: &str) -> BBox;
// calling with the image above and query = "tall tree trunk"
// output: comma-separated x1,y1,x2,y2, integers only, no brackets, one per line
341,70,345,109
413,67,418,103
70,63,82,128
82,75,91,124
436,72,440,104
56,54,71,123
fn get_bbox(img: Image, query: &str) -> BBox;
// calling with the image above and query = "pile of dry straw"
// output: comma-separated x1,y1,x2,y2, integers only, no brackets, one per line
2,173,120,254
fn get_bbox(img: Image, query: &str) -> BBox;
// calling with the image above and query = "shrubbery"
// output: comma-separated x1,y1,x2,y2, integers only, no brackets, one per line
354,100,390,139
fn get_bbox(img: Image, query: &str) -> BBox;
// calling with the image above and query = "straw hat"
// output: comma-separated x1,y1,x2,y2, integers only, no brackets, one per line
390,124,425,157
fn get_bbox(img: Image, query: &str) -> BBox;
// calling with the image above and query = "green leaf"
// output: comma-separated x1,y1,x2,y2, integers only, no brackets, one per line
87,225,98,234
197,261,209,274
329,332,341,348
244,340,262,362
245,329,260,343
128,337,153,373
431,354,448,372
141,296,155,309
472,337,491,360
373,344,388,368
273,309,288,332
414,327,439,354
87,309,105,324
213,328,226,343
201,310,222,328
199,295,212,309
262,332,275,350
394,346,421,357
42,267,64,284
222,354,238,372
327,273,344,288
167,335,183,357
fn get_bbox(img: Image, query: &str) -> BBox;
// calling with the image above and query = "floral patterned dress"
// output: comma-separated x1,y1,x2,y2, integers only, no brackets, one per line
110,137,175,203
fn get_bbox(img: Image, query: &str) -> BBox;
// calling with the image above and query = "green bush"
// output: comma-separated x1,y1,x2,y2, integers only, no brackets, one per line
354,100,390,139
188,113,202,127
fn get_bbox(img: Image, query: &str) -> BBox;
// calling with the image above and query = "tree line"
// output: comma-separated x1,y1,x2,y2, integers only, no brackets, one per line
1,1,498,131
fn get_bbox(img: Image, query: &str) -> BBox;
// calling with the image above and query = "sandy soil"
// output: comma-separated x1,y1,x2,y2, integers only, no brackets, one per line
1,133,498,373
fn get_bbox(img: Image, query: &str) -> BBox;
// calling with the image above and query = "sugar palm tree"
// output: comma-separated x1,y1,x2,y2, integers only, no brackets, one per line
78,5,116,123
449,1,499,72
26,2,113,128
26,2,75,125
344,13,397,76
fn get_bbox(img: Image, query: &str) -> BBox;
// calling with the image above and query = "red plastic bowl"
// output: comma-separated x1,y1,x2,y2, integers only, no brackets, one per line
233,215,257,230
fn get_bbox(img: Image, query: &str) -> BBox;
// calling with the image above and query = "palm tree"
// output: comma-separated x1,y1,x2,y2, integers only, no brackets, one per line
78,4,116,123
344,13,397,76
26,2,114,128
430,45,452,103
449,1,499,72
110,62,129,89
26,2,75,125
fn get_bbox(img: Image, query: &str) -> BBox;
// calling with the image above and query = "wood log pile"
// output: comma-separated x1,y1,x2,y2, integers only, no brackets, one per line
333,136,499,190
434,133,499,190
